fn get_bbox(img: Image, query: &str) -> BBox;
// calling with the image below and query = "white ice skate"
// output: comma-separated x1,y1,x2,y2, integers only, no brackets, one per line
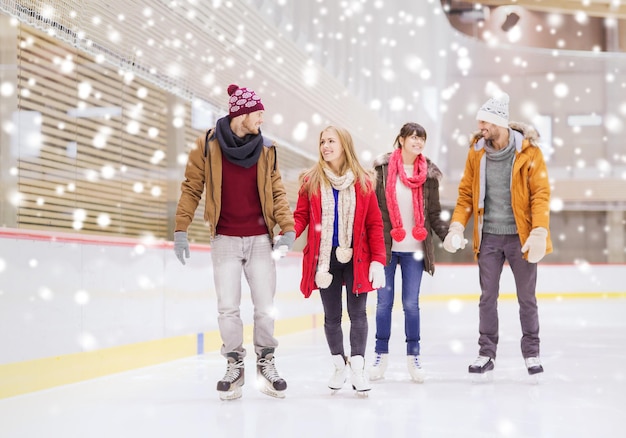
468,355,495,383
407,355,425,383
349,355,371,397
328,354,347,393
256,348,287,399
217,355,245,401
369,353,388,381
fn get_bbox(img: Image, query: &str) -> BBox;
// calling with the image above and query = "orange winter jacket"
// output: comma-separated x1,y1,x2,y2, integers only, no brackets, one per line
450,121,553,260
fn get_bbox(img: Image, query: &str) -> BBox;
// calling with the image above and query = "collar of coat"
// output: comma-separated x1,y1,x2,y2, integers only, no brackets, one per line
470,121,541,151
372,153,443,182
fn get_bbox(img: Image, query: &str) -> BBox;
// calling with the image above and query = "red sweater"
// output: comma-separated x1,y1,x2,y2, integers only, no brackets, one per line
216,156,267,237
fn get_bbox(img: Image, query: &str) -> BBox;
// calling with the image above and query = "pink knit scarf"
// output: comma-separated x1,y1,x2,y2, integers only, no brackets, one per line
385,149,428,242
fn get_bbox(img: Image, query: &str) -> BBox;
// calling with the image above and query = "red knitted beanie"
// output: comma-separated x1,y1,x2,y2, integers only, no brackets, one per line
227,84,264,118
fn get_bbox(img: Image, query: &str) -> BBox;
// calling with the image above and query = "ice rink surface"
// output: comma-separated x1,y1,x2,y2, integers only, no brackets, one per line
1,298,625,438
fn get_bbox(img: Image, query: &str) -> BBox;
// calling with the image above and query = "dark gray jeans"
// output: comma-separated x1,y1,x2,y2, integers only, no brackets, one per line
319,248,368,358
477,233,540,359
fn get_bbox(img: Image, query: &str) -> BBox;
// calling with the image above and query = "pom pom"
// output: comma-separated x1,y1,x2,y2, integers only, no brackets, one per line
335,247,353,264
227,84,239,96
390,228,406,242
315,271,333,289
412,226,428,242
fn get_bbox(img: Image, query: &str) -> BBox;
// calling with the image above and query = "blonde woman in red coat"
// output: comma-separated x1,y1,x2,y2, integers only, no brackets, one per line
293,126,386,395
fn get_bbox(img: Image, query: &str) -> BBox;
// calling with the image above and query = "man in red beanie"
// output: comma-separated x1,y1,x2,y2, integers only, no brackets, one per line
173,84,295,400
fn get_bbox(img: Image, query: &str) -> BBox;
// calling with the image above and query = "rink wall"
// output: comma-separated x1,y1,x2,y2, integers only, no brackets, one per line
0,228,624,399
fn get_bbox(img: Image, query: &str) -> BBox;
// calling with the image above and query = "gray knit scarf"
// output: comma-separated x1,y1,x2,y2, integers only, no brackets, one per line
214,116,264,168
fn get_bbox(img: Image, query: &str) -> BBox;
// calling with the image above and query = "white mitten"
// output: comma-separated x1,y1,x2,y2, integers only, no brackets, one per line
443,222,466,253
368,261,386,289
521,227,548,263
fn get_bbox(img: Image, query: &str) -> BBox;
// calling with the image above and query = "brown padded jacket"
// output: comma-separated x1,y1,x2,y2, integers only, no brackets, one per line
373,153,449,276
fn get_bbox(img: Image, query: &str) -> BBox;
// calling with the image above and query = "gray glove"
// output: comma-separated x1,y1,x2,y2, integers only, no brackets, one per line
174,231,190,265
273,231,295,257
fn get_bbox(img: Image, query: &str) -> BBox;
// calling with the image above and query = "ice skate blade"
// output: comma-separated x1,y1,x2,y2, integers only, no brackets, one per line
355,390,370,398
528,373,543,385
259,386,286,399
258,378,286,398
470,370,494,383
218,387,243,401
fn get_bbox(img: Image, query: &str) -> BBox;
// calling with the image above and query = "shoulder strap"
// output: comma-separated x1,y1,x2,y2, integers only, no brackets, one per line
272,146,277,172
204,129,214,158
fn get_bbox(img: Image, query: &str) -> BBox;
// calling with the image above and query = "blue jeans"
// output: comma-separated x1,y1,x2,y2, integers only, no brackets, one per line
374,252,424,356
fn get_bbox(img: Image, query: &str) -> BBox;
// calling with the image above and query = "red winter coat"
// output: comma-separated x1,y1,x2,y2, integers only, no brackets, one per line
294,180,386,298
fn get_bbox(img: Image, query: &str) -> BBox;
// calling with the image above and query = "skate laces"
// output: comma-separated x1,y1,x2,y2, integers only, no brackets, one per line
525,357,541,367
409,355,422,369
222,360,243,383
472,356,491,367
373,353,383,367
258,357,281,382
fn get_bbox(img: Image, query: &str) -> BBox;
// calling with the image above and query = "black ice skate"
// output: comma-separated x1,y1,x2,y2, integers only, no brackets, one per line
216,353,245,401
468,355,495,382
256,348,287,398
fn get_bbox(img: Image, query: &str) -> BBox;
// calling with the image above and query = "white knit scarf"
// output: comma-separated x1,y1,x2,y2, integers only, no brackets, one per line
315,168,356,289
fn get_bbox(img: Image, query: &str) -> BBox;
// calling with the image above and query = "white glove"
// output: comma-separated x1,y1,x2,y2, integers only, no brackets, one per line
368,261,385,289
443,222,466,253
174,231,190,265
521,227,548,263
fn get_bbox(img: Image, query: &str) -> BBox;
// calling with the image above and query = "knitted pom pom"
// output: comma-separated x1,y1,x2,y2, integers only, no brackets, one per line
315,271,333,289
335,247,353,264
412,226,428,242
227,84,239,96
390,228,406,242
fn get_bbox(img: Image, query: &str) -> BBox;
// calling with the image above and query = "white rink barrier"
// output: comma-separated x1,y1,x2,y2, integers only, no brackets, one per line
0,228,623,397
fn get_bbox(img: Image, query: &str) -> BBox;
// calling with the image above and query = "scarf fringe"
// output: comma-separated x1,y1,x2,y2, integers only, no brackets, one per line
315,271,333,289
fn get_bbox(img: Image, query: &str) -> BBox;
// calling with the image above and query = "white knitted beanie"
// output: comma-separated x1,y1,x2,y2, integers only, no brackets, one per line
476,92,510,128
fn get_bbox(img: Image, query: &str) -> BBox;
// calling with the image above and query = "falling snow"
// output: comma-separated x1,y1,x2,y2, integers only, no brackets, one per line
0,0,625,376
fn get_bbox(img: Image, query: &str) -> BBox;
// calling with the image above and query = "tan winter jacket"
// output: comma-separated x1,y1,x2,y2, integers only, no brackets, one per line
451,121,553,260
175,130,295,240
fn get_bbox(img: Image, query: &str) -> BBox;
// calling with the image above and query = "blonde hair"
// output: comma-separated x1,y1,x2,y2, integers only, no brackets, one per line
299,125,373,195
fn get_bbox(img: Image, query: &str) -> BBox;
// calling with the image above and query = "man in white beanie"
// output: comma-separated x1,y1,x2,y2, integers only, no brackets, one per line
443,91,552,379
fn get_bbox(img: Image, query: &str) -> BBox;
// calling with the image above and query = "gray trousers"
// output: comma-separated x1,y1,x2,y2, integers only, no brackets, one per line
210,234,278,359
477,233,540,359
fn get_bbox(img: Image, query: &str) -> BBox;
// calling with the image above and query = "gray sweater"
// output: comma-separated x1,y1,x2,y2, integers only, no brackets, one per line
483,129,518,235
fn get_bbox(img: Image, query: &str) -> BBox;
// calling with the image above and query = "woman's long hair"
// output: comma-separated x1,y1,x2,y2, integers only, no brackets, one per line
299,125,373,195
